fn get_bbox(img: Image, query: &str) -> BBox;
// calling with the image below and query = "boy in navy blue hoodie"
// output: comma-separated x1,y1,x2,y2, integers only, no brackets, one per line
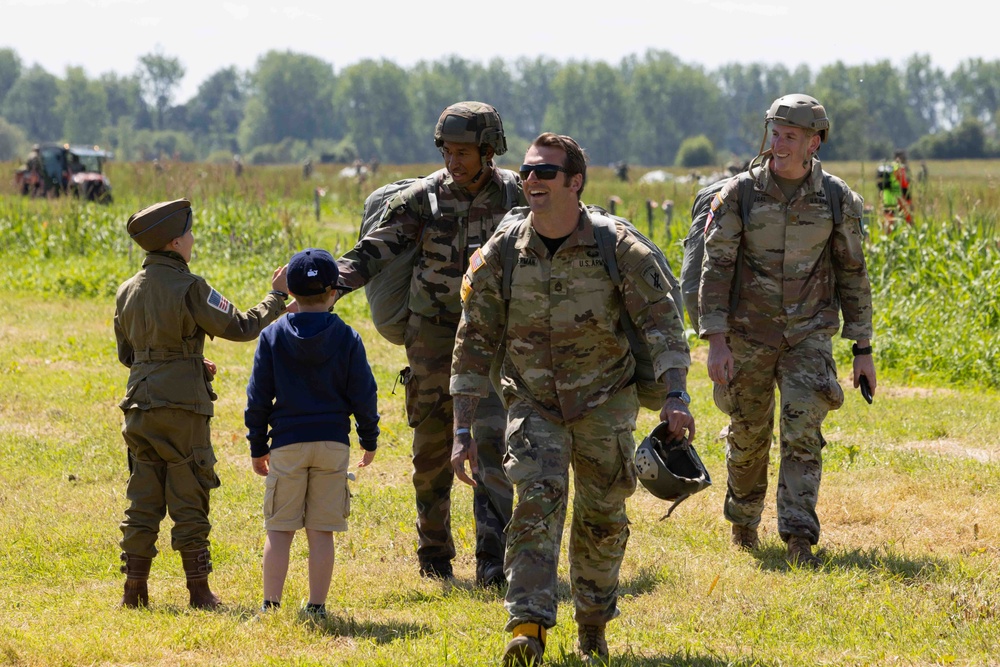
245,248,379,617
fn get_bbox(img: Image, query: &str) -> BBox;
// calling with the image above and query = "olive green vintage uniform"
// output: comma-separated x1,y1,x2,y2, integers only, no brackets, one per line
699,156,872,545
451,204,689,630
115,200,285,559
338,166,524,575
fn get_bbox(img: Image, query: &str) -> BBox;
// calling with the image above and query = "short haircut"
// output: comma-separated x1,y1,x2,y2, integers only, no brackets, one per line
532,132,588,199
290,289,332,306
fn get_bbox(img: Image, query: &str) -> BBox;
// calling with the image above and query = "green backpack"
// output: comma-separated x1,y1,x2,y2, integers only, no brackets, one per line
495,205,682,412
359,169,519,344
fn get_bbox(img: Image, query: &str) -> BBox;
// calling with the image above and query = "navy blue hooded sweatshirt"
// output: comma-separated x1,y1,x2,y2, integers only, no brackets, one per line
245,312,379,458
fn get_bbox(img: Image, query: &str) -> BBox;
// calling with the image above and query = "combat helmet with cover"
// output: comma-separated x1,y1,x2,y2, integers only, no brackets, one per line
434,101,508,156
765,93,830,142
634,422,712,518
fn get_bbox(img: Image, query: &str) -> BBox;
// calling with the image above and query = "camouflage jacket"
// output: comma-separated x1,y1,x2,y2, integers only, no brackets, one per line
338,166,524,323
699,157,873,348
451,205,690,424
114,252,285,416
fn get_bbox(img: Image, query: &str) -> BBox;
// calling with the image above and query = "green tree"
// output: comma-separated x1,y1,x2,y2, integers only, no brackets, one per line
138,47,185,130
0,115,28,161
0,47,22,108
407,57,477,161
238,51,336,151
57,67,109,145
509,56,558,143
675,134,716,167
1,65,61,140
335,60,414,163
185,66,248,154
100,72,150,129
545,60,628,166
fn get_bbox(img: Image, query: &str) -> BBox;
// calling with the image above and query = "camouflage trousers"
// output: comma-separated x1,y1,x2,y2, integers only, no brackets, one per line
404,313,512,566
502,388,638,631
713,332,844,544
119,407,221,558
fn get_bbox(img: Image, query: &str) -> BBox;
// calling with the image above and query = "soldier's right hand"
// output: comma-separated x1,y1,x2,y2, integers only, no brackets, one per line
252,454,270,477
706,333,735,385
451,432,478,487
271,265,288,293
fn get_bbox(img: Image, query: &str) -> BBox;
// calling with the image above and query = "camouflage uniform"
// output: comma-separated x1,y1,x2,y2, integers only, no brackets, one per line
338,166,524,570
699,157,872,544
115,252,285,557
451,205,689,630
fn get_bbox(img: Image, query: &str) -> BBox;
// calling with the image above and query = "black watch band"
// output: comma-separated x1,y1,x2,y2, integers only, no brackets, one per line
666,390,691,405
269,289,289,301
852,343,872,357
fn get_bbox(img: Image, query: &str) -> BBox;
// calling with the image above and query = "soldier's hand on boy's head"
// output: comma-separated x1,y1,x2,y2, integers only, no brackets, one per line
271,265,288,293
202,359,217,379
358,450,376,468
252,454,270,477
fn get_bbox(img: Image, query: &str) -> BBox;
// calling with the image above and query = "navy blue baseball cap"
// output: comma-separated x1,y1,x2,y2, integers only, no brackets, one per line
287,248,339,297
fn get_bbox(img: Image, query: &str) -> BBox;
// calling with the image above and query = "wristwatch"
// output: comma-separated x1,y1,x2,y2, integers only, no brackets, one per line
852,343,873,357
666,390,691,405
269,289,289,301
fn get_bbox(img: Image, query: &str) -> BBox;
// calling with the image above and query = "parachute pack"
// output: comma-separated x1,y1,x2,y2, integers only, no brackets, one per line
495,205,683,411
679,169,846,333
876,163,894,191
358,169,519,345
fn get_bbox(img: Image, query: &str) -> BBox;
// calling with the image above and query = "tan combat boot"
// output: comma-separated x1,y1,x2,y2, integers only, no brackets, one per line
503,622,546,666
578,623,609,664
180,549,222,609
786,536,822,568
119,553,152,608
731,524,759,551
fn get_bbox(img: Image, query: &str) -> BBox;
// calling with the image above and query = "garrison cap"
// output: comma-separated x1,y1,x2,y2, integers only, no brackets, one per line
127,199,193,251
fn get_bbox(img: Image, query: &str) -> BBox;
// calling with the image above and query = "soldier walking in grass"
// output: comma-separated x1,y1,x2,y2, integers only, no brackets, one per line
699,94,877,567
334,102,525,587
114,198,288,609
451,133,694,665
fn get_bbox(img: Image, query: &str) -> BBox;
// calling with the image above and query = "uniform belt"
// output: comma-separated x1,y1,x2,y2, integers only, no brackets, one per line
132,348,202,362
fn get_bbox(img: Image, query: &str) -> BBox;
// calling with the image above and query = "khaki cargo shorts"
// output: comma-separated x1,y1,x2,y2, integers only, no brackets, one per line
263,441,351,532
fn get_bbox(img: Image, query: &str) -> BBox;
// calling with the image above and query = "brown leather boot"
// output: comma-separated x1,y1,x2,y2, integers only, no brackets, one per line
180,549,222,610
731,524,759,551
786,536,822,568
119,553,152,608
578,623,609,663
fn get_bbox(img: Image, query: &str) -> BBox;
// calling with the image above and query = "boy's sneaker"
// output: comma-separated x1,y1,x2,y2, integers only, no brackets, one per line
578,623,609,663
419,559,454,580
502,623,546,667
303,602,327,619
259,600,281,613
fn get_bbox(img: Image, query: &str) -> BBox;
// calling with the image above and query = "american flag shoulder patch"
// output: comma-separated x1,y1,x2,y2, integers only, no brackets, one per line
469,248,485,273
207,288,231,313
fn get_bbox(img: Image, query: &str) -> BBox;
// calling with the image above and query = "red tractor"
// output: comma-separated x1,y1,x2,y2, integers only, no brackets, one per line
15,143,113,203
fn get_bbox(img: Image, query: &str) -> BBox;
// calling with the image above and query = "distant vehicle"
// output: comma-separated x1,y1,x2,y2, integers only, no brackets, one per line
15,143,113,203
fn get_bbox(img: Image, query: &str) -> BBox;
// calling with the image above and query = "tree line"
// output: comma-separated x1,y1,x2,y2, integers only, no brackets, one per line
2,46,1000,167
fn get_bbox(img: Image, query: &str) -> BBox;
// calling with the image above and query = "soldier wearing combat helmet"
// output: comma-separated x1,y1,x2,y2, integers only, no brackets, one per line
699,93,877,567
335,102,525,586
115,198,289,609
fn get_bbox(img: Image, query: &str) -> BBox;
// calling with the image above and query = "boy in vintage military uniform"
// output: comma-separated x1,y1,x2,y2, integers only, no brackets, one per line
115,198,289,609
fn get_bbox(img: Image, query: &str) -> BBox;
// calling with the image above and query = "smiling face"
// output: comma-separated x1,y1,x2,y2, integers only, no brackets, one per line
440,140,490,188
770,122,821,179
521,143,583,218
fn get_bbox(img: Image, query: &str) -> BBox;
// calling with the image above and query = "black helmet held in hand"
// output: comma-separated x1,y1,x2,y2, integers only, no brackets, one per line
634,422,712,518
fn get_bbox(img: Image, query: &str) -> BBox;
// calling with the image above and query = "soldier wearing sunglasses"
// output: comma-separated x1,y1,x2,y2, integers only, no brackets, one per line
451,133,693,665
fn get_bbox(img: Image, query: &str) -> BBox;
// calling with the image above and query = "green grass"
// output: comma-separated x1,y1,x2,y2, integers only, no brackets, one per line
1,162,999,665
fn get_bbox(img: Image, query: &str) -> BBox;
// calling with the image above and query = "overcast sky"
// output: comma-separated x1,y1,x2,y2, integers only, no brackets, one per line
2,0,992,104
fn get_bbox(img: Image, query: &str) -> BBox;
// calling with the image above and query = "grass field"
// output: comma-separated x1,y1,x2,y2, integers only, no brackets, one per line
1,160,998,666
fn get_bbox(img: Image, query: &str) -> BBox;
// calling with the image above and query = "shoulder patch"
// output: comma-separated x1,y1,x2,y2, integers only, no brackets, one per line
642,265,667,292
460,274,473,304
709,191,724,213
206,288,231,314
469,247,486,273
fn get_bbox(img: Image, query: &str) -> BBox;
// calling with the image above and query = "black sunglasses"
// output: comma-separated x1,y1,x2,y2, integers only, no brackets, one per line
519,163,568,180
